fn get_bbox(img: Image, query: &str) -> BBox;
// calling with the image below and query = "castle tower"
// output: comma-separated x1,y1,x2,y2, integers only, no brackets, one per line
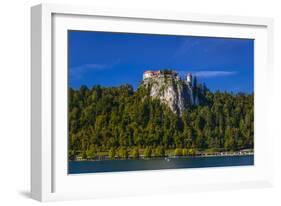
143,71,153,80
186,73,192,86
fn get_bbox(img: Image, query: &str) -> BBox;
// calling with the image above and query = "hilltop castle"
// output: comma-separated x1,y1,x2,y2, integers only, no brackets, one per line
143,70,193,86
141,70,195,115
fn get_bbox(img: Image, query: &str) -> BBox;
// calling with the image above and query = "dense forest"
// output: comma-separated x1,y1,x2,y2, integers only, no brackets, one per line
68,79,254,160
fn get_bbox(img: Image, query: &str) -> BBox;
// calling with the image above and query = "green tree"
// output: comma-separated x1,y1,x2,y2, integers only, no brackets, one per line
68,81,254,160
118,147,128,159
144,147,152,158
108,148,116,159
86,145,96,159
188,148,196,156
174,148,183,156
154,146,165,157
131,147,140,159
182,148,188,156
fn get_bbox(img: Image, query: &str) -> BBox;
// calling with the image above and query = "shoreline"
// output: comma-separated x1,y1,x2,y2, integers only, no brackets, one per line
69,152,254,162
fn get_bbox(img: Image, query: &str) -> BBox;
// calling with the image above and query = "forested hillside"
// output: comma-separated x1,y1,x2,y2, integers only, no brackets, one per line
68,81,254,160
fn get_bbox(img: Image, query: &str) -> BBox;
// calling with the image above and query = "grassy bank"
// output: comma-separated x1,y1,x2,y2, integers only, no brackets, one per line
69,148,254,161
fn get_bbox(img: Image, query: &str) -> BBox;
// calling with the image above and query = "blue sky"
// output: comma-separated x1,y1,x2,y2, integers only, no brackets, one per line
68,31,254,93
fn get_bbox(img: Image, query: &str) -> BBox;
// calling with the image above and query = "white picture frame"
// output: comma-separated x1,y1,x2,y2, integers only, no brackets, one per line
31,3,274,202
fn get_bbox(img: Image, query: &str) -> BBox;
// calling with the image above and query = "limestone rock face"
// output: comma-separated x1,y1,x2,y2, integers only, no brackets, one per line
142,75,194,115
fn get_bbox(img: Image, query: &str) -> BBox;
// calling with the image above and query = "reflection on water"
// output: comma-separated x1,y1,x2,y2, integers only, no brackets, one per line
68,155,254,174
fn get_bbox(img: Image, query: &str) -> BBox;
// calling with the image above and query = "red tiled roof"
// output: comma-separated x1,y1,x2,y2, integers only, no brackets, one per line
144,70,160,75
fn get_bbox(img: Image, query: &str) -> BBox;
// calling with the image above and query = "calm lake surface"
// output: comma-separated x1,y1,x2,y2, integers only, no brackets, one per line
68,155,254,174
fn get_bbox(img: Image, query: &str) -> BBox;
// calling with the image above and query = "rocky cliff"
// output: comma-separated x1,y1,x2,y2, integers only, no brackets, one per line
141,74,194,115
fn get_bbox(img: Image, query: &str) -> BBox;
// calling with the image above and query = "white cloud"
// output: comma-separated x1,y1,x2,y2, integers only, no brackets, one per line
71,63,108,72
69,64,108,80
192,70,237,78
173,39,201,58
80,64,107,70
70,59,121,80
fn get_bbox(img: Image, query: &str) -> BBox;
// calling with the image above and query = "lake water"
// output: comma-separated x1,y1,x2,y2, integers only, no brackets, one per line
68,155,254,174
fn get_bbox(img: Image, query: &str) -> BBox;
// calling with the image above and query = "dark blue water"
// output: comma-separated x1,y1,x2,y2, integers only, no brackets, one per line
68,155,254,174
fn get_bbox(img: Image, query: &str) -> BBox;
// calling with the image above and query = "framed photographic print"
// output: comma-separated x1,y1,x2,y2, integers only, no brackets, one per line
31,3,274,201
